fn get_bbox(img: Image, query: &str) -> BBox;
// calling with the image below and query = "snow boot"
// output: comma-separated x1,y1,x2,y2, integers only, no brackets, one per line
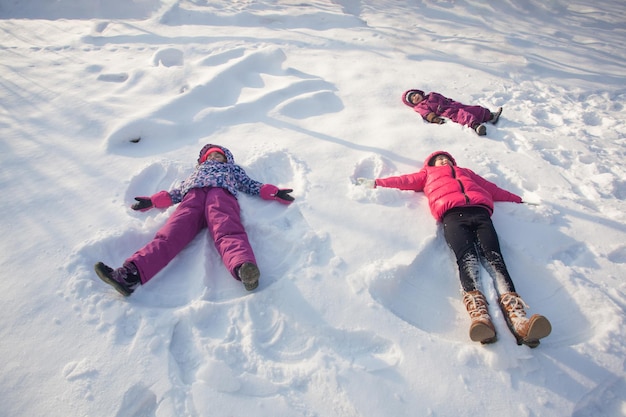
462,290,497,344
474,124,487,136
94,261,141,296
498,292,551,348
489,107,503,125
238,262,260,291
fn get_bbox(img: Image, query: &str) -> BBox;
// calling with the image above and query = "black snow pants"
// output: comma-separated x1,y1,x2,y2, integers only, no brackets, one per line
442,206,516,295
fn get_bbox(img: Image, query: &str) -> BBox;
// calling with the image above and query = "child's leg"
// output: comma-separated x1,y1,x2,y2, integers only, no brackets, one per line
473,212,517,295
442,209,482,292
204,188,257,279
453,105,492,128
444,209,498,344
128,188,207,283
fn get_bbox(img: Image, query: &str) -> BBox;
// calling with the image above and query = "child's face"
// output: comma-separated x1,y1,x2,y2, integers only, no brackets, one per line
410,93,424,104
206,152,226,163
434,155,451,166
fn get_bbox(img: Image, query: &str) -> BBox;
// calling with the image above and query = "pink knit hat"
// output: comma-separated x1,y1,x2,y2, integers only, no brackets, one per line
199,147,225,163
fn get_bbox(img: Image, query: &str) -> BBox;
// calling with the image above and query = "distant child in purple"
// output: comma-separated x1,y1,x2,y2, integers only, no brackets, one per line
402,89,502,136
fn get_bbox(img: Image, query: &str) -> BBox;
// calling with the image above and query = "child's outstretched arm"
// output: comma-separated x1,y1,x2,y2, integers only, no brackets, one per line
467,170,522,204
357,170,427,192
233,165,294,205
131,190,173,212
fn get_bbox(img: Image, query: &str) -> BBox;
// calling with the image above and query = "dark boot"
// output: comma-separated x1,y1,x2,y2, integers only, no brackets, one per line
499,292,551,348
94,261,141,296
474,124,487,136
463,290,497,344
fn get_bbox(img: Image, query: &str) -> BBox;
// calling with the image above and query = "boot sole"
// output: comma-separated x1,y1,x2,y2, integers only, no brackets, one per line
490,107,503,125
522,315,552,348
94,262,133,297
469,322,497,344
239,262,260,291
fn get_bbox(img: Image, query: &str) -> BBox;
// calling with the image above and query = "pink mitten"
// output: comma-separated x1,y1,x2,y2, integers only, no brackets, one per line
260,184,294,205
151,190,173,208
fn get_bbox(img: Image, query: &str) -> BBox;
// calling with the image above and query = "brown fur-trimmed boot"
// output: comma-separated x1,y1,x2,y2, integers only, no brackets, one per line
462,290,497,344
499,292,552,348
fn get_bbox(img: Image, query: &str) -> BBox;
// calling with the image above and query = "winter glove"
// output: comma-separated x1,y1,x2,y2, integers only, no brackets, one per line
355,178,376,188
260,184,294,205
426,112,445,124
131,190,173,211
131,197,153,211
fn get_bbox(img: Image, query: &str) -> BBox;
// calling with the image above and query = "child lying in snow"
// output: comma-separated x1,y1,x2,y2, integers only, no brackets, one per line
94,144,294,296
402,89,502,136
357,151,551,347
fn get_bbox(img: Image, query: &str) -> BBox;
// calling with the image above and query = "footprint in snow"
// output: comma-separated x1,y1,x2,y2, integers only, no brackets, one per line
152,47,184,67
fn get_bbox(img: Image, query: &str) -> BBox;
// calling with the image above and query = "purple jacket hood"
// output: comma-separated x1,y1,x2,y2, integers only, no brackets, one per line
402,89,425,107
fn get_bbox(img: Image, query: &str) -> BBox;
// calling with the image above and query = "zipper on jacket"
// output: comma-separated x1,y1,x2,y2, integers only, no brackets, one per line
450,166,470,204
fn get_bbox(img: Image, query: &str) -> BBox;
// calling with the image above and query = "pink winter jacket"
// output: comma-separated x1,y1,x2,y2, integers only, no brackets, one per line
374,151,523,221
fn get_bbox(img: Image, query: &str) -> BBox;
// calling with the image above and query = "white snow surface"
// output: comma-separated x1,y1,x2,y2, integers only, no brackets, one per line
1,1,626,416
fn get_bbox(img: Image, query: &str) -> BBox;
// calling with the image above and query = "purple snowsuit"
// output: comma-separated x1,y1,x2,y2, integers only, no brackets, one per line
402,89,491,128
128,144,262,284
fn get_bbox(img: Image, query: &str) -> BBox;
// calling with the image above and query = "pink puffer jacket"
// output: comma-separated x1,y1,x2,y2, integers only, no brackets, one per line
374,151,522,221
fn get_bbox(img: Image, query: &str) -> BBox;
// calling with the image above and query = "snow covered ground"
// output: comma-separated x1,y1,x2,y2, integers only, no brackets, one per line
1,1,625,416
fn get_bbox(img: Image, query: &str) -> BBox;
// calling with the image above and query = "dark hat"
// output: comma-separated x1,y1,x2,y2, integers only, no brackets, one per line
404,89,425,104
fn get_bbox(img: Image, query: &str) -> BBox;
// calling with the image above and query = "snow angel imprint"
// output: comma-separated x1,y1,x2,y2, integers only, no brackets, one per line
357,151,551,347
94,144,294,295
